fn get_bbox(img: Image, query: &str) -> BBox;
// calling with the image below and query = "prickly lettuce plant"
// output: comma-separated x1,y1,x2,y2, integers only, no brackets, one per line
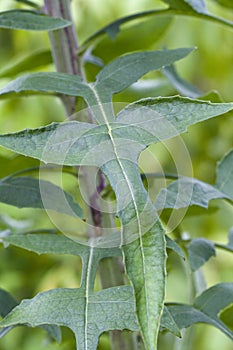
0,1,232,349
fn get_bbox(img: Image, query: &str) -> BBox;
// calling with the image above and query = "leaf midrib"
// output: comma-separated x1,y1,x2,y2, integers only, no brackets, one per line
88,84,150,336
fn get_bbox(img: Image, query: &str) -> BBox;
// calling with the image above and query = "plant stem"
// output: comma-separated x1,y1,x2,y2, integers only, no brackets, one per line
43,1,138,349
43,0,82,116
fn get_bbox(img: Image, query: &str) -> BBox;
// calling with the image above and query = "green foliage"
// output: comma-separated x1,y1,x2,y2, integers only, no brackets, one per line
0,10,71,31
168,283,233,339
0,1,232,350
0,176,83,217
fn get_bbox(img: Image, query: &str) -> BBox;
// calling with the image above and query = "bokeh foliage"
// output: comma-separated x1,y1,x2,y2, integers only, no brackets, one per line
0,0,232,349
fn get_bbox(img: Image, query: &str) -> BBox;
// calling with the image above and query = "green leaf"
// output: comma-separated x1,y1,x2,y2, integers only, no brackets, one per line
0,10,71,31
95,48,194,96
0,233,121,258
166,235,185,258
155,176,231,210
160,306,181,337
0,72,93,101
162,64,201,98
0,286,138,350
0,289,18,318
0,233,178,340
86,16,172,62
216,149,233,200
188,238,216,271
82,1,233,49
0,176,84,218
0,50,52,78
167,283,233,339
155,150,233,211
0,289,19,338
0,288,61,342
0,93,232,349
219,304,233,331
0,233,136,350
0,48,194,106
123,225,166,349
117,97,233,141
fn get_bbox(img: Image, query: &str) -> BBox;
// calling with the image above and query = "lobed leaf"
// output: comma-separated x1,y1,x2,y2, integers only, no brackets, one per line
0,80,232,350
0,176,84,218
0,286,138,350
0,10,71,31
0,288,61,342
167,283,233,340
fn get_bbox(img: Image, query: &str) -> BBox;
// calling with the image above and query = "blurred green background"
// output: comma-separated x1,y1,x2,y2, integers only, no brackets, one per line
0,0,232,349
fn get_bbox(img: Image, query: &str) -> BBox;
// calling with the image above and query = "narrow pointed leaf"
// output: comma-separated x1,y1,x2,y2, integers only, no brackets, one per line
167,283,233,339
123,226,166,349
0,10,71,31
188,238,216,271
0,72,94,101
0,286,138,350
95,48,194,95
0,176,84,218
